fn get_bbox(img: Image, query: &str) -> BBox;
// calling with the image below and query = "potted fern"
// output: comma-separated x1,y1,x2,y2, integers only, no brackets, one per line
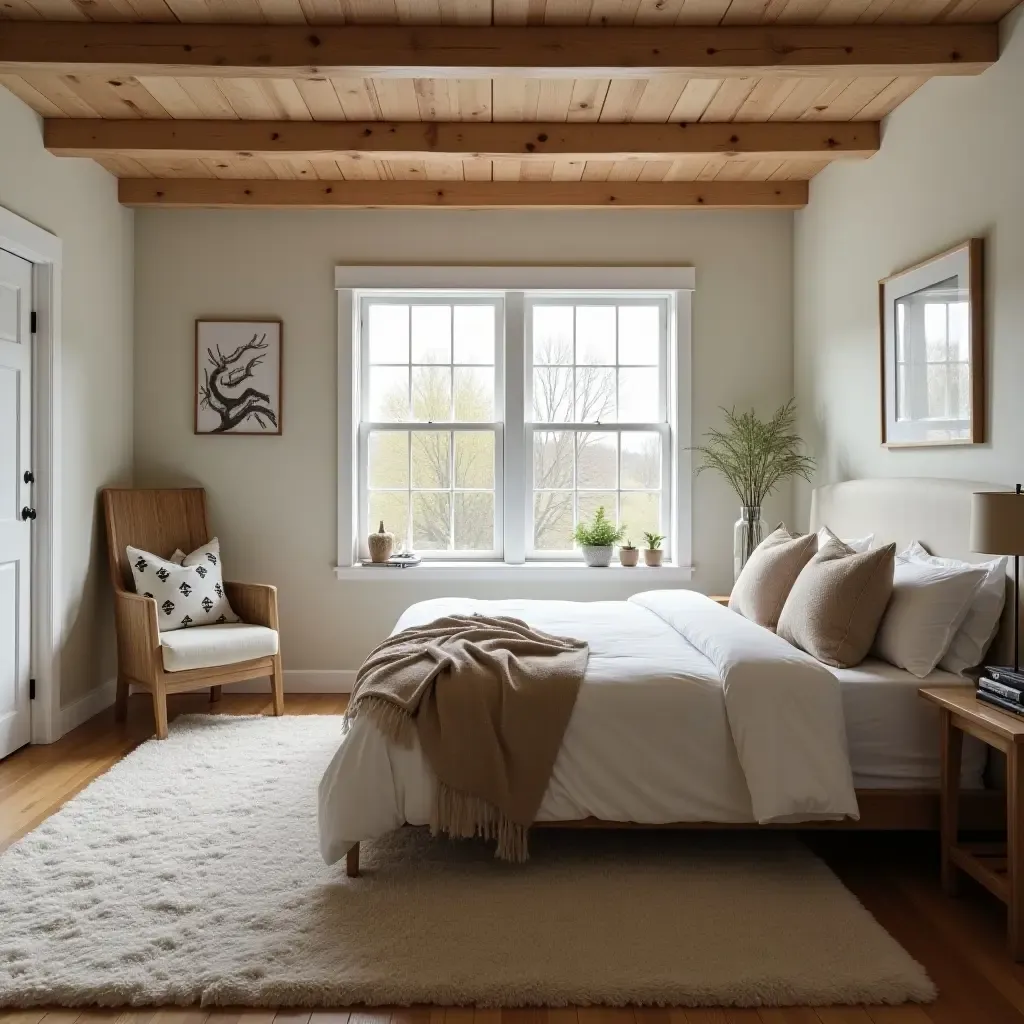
574,506,626,567
691,399,815,582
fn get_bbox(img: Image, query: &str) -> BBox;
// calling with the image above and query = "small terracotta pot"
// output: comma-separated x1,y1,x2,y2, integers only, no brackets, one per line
619,547,639,567
643,548,664,567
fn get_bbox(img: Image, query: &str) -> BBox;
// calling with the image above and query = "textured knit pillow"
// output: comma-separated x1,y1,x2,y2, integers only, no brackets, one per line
127,537,240,632
904,540,1007,675
872,550,987,678
777,537,896,669
729,525,818,630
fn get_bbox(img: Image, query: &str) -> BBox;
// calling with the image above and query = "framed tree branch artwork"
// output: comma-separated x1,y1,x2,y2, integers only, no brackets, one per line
194,319,283,435
879,238,984,447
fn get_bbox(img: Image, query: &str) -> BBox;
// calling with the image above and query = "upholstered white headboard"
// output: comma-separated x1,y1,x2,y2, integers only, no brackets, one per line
810,478,1018,666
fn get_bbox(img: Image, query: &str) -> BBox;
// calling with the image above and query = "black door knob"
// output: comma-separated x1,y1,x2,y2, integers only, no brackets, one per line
21,507,36,521
23,470,34,484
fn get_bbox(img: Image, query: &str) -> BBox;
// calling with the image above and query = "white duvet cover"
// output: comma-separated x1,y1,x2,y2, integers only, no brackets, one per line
318,590,859,865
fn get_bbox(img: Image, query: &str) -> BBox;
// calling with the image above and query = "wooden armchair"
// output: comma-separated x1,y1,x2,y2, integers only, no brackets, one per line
102,487,283,738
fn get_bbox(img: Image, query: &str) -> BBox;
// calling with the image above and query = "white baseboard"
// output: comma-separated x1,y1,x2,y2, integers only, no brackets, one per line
223,670,356,694
60,678,117,736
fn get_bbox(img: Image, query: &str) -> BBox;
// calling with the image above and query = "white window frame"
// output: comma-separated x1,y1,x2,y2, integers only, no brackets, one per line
336,266,694,580
525,293,673,562
357,292,505,561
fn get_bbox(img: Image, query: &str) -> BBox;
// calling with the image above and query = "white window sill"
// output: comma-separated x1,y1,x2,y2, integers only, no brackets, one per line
334,561,694,582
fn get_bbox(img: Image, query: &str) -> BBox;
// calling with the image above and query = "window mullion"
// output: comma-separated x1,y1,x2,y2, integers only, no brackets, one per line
504,291,527,564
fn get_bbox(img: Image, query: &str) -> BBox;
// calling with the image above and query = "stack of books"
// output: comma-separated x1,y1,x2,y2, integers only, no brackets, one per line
359,552,422,569
977,666,1024,718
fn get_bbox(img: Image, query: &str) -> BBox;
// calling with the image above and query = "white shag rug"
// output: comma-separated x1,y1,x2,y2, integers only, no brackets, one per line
0,715,935,1009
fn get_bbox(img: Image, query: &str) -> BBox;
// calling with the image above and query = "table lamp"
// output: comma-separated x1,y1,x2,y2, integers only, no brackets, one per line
971,485,1024,676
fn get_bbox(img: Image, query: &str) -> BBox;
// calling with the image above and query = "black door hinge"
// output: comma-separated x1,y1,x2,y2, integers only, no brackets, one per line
30,311,37,334
29,678,36,700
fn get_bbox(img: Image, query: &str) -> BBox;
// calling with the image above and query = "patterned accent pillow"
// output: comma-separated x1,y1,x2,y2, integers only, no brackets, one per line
127,537,241,632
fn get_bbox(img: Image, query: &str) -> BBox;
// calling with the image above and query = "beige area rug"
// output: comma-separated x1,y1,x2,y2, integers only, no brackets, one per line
0,715,934,1009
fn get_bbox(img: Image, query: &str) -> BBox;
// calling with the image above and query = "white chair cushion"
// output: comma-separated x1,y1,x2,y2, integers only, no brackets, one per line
159,623,279,672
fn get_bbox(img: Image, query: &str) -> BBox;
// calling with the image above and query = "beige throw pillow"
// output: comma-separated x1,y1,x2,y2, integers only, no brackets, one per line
777,537,896,669
729,525,818,630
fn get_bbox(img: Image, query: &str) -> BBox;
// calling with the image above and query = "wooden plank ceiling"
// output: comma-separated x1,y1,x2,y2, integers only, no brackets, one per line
0,0,1017,207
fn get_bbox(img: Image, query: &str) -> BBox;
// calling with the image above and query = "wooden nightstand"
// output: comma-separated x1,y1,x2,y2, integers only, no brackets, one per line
920,685,1024,959
709,595,731,606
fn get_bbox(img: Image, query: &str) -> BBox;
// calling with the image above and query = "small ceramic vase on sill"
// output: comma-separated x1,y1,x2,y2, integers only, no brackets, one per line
368,521,395,563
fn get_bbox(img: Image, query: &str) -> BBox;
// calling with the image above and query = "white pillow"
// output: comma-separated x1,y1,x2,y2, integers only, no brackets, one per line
904,540,1007,675
816,526,873,554
127,537,240,633
872,553,987,678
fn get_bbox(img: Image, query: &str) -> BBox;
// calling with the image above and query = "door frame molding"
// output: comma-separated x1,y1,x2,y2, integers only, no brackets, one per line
0,204,62,745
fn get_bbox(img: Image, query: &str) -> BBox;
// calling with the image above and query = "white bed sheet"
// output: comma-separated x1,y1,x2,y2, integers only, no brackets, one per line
837,658,986,789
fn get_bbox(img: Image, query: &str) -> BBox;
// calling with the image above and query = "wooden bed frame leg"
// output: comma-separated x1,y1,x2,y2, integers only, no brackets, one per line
346,843,360,878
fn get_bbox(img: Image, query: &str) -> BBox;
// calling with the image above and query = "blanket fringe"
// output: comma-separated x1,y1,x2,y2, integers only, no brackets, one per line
433,781,530,863
345,696,417,749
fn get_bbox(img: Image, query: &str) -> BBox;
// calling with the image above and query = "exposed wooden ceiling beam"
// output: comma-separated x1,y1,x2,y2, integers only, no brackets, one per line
117,178,809,209
46,119,879,162
0,23,997,80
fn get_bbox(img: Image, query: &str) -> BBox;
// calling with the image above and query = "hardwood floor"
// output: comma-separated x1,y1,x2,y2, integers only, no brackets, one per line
3,693,1024,1024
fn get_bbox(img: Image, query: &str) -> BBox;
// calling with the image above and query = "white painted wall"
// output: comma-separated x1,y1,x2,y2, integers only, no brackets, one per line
794,8,1024,524
0,86,134,711
134,208,794,673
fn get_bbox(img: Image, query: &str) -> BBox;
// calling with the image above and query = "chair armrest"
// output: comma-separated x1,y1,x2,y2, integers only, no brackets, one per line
113,590,161,683
224,581,279,630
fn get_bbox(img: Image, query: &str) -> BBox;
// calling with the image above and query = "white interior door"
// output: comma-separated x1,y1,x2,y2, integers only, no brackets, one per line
0,249,33,759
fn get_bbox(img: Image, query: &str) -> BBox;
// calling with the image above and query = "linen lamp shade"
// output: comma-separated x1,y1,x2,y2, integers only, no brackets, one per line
971,490,1024,555
971,486,1023,673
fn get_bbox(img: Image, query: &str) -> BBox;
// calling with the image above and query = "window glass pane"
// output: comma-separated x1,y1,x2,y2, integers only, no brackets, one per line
368,430,409,489
577,432,617,489
534,492,573,550
924,303,948,360
620,491,660,546
950,301,969,360
577,492,618,542
367,304,409,364
575,366,615,423
618,367,658,422
455,492,494,551
369,366,409,421
576,306,615,365
621,432,661,489
411,431,451,488
534,430,574,490
534,367,573,422
454,366,494,421
412,492,451,550
454,305,495,364
455,431,494,488
369,491,409,550
533,306,573,365
618,306,660,365
412,365,452,421
411,305,452,364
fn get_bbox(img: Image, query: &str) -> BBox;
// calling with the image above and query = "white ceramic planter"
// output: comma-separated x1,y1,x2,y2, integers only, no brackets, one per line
582,545,613,567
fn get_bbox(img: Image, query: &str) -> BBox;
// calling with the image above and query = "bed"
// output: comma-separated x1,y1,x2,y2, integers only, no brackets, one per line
320,478,1016,874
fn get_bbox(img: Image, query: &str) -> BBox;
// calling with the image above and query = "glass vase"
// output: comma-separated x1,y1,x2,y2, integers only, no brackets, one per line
733,505,767,582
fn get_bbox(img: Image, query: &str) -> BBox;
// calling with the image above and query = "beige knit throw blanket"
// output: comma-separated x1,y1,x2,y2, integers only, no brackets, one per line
345,614,589,862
